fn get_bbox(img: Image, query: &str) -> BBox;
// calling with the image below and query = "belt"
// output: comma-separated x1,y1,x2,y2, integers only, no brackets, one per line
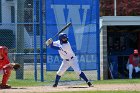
65,56,74,61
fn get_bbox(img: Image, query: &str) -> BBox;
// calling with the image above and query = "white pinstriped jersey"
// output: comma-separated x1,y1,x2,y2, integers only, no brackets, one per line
52,40,75,60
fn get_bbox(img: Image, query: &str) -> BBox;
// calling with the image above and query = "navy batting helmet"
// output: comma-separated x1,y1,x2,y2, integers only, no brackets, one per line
59,33,68,44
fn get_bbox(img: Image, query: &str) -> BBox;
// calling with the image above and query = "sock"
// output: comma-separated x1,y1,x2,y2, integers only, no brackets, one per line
79,72,88,82
54,75,61,85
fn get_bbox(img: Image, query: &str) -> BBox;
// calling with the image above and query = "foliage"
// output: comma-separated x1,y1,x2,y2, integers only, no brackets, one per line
100,0,140,16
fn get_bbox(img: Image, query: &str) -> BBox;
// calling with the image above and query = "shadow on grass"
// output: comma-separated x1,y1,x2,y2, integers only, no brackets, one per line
11,87,27,89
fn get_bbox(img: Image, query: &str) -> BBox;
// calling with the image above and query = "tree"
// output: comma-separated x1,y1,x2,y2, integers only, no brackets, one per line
100,0,140,16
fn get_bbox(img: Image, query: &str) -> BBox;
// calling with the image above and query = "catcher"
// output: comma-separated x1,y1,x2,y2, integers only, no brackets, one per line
0,46,20,89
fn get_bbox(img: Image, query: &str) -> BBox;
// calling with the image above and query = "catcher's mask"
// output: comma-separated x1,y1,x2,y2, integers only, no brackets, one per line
59,33,68,44
0,46,8,57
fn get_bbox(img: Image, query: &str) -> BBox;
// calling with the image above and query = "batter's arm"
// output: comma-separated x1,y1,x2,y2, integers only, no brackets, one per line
49,41,61,50
50,43,60,50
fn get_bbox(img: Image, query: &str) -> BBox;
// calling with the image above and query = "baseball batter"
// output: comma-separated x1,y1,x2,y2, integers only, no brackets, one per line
46,33,93,87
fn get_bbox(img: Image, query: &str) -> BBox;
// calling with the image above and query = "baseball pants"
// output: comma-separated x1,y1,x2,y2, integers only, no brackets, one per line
57,56,81,76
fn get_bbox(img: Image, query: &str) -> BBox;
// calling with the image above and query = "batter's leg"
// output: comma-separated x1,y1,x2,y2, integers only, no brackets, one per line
70,57,81,74
79,72,88,82
53,60,70,87
79,72,93,87
53,75,61,87
70,57,88,81
71,58,93,87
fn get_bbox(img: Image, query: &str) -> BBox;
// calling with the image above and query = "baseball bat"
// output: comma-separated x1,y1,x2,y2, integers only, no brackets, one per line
52,22,72,39
45,22,72,46
109,65,114,79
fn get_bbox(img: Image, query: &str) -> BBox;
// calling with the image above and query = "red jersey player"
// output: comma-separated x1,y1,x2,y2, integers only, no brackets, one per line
0,46,13,89
127,49,140,79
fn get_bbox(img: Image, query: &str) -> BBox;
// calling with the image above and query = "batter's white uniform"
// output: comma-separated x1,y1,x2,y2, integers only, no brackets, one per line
52,40,81,76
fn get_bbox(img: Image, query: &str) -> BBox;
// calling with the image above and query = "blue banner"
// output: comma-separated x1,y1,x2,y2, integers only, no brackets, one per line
46,0,99,71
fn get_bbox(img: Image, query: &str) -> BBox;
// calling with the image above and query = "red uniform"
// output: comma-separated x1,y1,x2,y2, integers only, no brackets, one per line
129,54,140,67
129,49,140,67
0,46,11,89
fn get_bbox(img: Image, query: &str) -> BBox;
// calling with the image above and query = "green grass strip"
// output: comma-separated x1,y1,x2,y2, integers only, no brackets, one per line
47,91,140,93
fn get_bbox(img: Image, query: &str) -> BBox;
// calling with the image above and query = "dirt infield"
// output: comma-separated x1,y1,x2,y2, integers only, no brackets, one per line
1,84,140,93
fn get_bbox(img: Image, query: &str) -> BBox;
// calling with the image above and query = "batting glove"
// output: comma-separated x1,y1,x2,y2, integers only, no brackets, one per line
45,38,53,46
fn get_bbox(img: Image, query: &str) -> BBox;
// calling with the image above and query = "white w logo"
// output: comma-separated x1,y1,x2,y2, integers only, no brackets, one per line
51,5,90,50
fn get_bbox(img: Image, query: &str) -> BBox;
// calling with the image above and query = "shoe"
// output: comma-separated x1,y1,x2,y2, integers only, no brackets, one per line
87,82,93,87
0,84,11,89
53,84,57,87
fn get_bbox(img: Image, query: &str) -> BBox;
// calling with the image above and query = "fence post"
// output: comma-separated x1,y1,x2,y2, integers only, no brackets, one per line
16,0,25,79
33,0,37,81
39,0,44,82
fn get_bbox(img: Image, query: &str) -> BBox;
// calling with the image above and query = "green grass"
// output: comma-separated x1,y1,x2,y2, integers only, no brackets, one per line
0,70,140,93
8,79,49,86
1,69,140,87
47,91,140,93
93,79,140,84
7,78,140,87
0,70,80,87
9,70,79,81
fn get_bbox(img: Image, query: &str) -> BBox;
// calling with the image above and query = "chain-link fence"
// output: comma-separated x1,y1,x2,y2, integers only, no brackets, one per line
0,0,99,84
0,0,43,81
